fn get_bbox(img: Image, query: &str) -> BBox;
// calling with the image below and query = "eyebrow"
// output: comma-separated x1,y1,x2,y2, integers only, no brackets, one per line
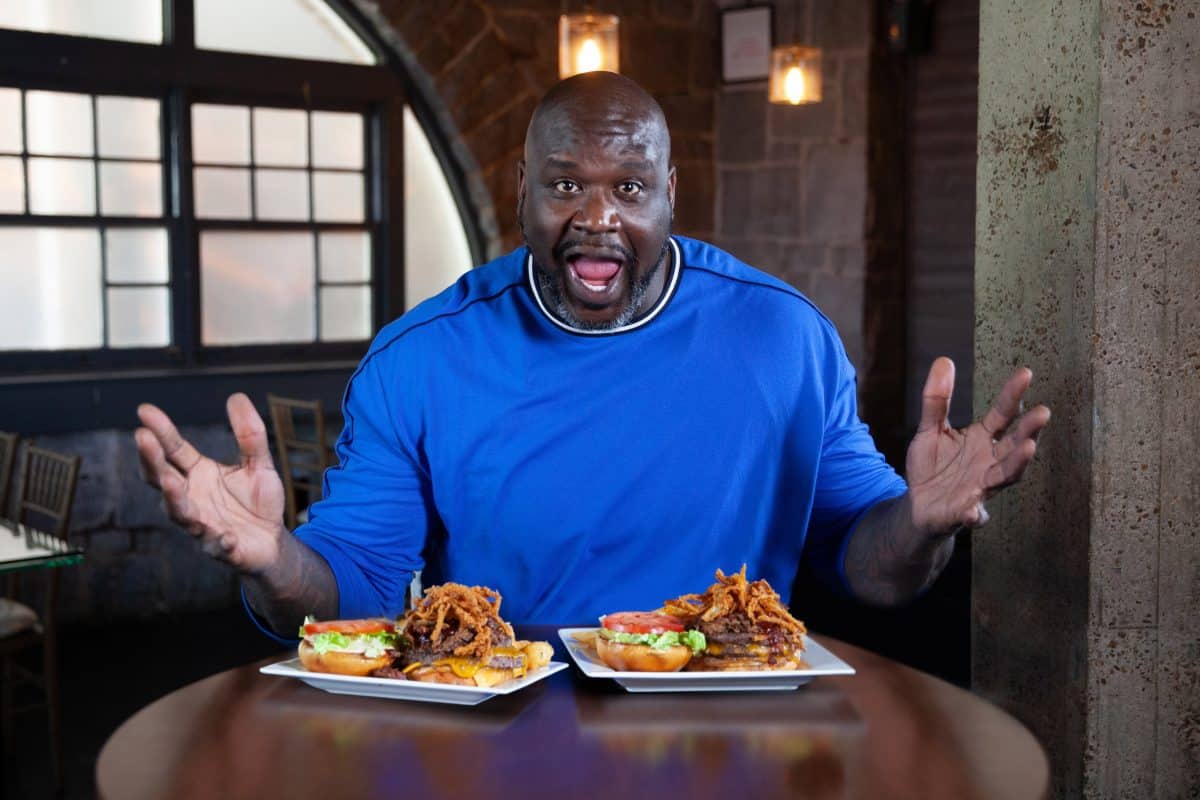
542,157,656,172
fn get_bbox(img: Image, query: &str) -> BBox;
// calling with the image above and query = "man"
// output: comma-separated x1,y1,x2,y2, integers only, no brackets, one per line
135,72,1049,638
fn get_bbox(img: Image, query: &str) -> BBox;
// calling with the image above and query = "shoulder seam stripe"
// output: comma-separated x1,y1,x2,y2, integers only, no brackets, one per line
362,280,525,366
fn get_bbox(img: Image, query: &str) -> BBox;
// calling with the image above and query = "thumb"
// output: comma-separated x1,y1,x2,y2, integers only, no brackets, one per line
918,357,956,434
226,393,273,472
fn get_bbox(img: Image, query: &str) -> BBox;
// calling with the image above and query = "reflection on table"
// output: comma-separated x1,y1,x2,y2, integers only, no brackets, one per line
96,631,1050,800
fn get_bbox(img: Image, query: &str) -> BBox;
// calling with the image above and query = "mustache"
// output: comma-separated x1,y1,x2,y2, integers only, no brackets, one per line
553,239,637,265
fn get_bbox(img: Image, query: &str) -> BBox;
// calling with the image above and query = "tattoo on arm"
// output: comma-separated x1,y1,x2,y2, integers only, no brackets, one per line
241,534,339,636
843,493,957,607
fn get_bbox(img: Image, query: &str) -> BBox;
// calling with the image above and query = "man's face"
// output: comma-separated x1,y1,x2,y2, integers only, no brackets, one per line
518,104,676,330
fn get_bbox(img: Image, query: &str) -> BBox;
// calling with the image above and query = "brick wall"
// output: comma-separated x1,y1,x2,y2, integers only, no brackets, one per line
360,0,720,256
713,1,872,368
906,0,977,429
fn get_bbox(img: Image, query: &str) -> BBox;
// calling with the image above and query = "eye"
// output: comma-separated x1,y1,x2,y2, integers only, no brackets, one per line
618,181,643,196
553,179,580,193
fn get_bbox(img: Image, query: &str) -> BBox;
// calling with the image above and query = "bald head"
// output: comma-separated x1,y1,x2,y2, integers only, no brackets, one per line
525,72,671,166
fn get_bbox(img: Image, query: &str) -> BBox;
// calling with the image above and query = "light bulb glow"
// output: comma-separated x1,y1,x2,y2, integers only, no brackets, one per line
575,37,602,73
784,66,806,104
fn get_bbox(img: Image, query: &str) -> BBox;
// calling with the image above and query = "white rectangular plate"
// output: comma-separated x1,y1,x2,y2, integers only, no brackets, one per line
260,658,568,706
558,628,854,693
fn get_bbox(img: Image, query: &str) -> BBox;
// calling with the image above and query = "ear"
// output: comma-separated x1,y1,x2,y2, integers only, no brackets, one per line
667,165,677,213
517,159,527,207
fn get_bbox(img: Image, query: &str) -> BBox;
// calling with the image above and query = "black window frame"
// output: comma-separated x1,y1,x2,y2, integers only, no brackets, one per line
0,0,482,433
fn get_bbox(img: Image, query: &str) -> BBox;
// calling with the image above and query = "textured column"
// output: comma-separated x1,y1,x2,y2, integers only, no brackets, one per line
973,1,1199,797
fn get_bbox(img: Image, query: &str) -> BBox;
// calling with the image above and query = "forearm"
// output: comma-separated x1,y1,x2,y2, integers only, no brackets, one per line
842,493,957,607
241,531,339,636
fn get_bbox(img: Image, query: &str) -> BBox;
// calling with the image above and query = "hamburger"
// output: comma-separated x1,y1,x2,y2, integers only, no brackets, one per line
297,617,401,676
396,583,553,687
662,565,807,671
594,611,707,672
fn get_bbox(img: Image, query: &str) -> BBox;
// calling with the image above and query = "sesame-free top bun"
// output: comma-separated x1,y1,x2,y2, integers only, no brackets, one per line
298,640,393,676
595,636,692,672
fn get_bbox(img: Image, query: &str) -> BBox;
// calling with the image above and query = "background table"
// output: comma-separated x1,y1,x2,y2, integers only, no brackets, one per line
0,519,82,573
96,631,1048,800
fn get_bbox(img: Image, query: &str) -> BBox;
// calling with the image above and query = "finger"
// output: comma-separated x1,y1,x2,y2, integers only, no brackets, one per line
992,404,1052,460
137,402,204,474
226,393,273,472
918,357,956,434
981,367,1033,437
134,427,183,491
964,502,990,529
159,469,195,527
984,438,1038,492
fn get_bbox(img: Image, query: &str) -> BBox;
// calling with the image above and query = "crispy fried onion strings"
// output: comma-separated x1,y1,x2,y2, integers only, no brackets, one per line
661,565,806,640
405,583,514,661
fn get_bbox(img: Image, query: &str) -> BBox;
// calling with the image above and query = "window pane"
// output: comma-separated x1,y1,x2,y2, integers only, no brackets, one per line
403,107,472,309
200,232,315,345
29,158,95,215
254,169,310,221
319,285,370,341
192,105,250,165
107,287,170,347
194,167,251,219
253,108,308,167
106,228,168,283
0,227,102,350
0,157,24,213
100,161,162,217
195,0,375,65
312,171,364,222
26,90,93,157
97,96,160,159
0,0,162,44
311,111,363,169
318,232,369,282
0,89,21,153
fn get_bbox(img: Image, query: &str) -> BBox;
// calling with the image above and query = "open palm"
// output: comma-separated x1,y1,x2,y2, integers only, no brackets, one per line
906,358,1050,535
135,393,287,573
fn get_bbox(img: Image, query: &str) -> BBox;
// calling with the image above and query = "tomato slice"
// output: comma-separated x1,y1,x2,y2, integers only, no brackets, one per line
602,611,685,634
303,618,394,636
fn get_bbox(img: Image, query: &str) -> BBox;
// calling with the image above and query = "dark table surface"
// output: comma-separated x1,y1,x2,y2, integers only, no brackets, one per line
96,629,1048,800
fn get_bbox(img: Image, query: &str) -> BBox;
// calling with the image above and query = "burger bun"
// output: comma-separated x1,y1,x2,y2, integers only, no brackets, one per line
596,636,691,672
298,640,393,676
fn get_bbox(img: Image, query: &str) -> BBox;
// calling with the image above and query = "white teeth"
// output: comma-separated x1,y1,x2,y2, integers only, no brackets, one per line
582,279,608,291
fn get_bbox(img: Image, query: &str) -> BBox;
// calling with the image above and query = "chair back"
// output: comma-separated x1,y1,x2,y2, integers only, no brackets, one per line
16,446,81,542
267,394,332,530
0,431,18,519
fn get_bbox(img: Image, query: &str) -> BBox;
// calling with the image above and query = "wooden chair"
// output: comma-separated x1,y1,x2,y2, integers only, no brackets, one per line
1,445,81,793
267,394,336,530
0,431,17,519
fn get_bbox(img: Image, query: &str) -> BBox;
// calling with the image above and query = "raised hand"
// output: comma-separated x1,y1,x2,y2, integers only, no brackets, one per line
135,393,287,574
906,357,1051,536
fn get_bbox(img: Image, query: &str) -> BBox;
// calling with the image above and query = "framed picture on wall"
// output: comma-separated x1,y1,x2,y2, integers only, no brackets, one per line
720,5,773,83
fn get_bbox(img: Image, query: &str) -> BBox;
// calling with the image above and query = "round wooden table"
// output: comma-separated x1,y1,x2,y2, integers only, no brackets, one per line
97,632,1047,800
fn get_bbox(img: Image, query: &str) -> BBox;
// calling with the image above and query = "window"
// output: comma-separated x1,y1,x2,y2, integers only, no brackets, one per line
0,1,481,429
0,88,168,351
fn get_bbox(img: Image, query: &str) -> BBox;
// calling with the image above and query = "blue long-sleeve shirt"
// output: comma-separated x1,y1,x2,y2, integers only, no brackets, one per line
252,236,906,634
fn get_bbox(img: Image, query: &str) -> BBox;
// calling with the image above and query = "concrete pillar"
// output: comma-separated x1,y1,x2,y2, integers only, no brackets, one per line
973,1,1199,798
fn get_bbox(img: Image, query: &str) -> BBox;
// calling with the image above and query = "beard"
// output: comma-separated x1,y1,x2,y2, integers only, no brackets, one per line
520,197,672,331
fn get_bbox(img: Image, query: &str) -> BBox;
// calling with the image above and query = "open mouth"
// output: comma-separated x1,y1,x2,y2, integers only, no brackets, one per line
566,256,624,299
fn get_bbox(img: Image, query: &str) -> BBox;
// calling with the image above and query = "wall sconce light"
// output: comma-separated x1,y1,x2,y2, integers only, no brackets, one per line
768,45,822,105
559,13,619,79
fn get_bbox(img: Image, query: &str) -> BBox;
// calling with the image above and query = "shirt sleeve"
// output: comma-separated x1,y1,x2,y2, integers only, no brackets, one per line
802,328,908,595
292,349,434,620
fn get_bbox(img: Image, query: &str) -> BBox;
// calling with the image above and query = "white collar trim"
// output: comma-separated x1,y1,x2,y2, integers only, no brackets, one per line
525,237,681,336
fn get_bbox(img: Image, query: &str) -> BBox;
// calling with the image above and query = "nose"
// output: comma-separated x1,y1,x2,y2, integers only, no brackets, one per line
570,189,619,234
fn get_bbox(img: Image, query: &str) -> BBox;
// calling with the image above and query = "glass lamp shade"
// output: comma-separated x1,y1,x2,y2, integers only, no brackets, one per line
559,14,619,79
768,46,823,105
